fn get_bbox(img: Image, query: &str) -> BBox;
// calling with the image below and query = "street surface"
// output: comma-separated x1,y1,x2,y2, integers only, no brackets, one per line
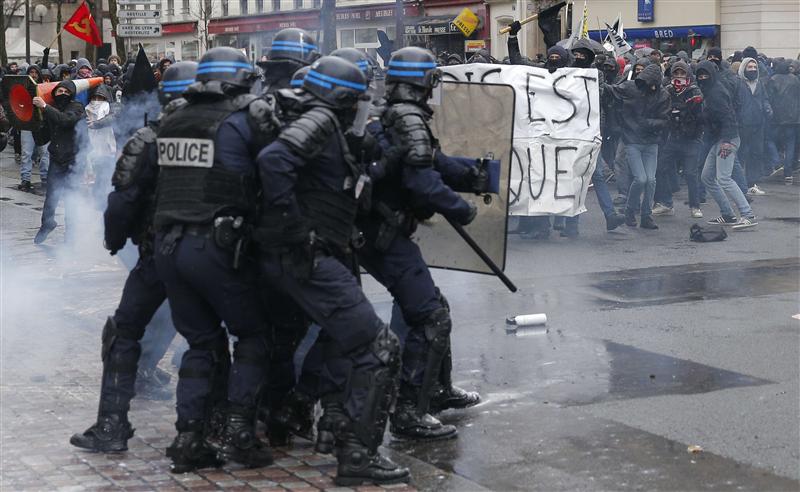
1,150,799,491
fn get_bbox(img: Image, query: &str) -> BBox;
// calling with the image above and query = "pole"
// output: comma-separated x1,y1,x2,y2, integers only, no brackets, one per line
499,12,539,35
445,217,518,293
394,0,403,50
25,0,31,63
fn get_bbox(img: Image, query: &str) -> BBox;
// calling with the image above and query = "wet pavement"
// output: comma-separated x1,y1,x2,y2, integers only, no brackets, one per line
1,150,799,491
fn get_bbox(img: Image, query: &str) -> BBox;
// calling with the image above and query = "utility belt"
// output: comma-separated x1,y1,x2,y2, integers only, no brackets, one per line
159,215,249,269
372,202,417,252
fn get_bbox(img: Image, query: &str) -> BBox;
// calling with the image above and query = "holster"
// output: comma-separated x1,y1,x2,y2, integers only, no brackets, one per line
373,202,416,252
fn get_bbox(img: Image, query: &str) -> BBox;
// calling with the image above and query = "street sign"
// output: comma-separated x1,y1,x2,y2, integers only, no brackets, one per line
118,9,161,19
117,23,162,37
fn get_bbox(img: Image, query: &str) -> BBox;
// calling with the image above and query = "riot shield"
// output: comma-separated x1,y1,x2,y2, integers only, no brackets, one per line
413,81,515,275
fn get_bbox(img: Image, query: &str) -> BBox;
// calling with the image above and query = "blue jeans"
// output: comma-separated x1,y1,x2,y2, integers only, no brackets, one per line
701,137,752,218
592,154,615,218
774,125,798,177
625,143,658,217
20,130,49,182
657,141,701,208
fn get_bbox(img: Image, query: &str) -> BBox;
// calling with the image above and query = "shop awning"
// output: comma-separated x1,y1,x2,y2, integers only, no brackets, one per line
162,21,196,35
404,16,460,36
588,25,718,42
208,9,320,35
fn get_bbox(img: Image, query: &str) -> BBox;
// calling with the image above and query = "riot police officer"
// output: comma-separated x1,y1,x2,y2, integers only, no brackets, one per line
254,56,409,486
363,47,481,439
69,62,199,454
257,28,320,95
152,47,277,472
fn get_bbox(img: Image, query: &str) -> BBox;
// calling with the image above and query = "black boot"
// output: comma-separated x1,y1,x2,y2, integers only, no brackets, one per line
390,399,457,440
429,384,481,413
166,423,222,474
70,413,134,453
272,390,316,442
625,210,637,227
605,212,626,231
315,400,348,454
334,432,410,486
640,215,659,230
216,406,273,468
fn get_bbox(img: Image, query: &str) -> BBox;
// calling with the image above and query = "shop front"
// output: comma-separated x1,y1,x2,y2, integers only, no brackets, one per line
335,3,420,66
588,25,719,58
409,0,489,60
208,10,321,61
132,21,199,62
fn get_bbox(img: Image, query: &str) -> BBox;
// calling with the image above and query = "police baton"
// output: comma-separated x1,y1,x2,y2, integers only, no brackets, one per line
445,217,518,293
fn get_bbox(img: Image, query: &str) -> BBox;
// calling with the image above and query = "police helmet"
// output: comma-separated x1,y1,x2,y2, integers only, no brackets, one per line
386,47,441,89
302,56,367,110
290,66,311,88
268,28,320,66
159,61,198,106
196,47,255,88
330,48,373,82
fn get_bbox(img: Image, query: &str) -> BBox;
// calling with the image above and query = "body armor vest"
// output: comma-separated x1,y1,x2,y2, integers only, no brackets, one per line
154,97,256,227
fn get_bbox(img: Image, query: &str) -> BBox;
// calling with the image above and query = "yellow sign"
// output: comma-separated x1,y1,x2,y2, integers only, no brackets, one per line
452,7,479,37
464,39,486,52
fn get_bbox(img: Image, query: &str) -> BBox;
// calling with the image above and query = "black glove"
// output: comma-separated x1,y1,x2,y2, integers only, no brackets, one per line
103,237,124,256
509,21,522,36
467,161,490,194
460,202,478,226
368,144,407,182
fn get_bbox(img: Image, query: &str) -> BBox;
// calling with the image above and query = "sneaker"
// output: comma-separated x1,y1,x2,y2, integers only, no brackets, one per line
769,166,784,177
651,203,674,216
746,185,766,196
624,211,637,227
612,195,627,206
605,213,626,231
732,216,758,230
707,216,737,226
639,215,659,230
17,180,33,192
785,176,794,185
691,208,704,219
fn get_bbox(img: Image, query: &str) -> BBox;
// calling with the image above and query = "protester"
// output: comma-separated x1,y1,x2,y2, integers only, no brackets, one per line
736,57,772,196
766,58,800,184
31,80,85,244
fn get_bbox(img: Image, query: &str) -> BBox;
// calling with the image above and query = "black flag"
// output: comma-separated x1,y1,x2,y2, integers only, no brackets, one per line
538,1,567,50
124,43,158,98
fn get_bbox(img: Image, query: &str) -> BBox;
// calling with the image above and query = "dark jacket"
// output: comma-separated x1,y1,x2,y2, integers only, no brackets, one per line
606,64,670,145
695,61,738,143
666,61,704,143
735,57,772,127
766,59,800,126
43,80,85,165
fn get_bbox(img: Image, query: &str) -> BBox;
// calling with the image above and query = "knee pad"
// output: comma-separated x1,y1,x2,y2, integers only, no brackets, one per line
369,323,401,371
422,308,452,354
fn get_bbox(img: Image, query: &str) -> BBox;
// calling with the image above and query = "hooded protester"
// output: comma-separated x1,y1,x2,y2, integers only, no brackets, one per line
570,38,596,69
605,64,670,229
631,57,652,79
31,80,86,244
545,45,571,73
26,64,41,82
40,68,53,83
707,47,740,101
652,60,705,218
736,57,772,194
695,61,757,229
75,58,93,79
767,58,800,183
53,64,70,80
466,49,496,64
86,84,119,206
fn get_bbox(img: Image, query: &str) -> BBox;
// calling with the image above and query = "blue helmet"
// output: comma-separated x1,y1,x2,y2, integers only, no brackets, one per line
302,56,367,110
196,47,255,88
330,48,373,82
290,66,311,88
158,61,197,105
386,47,441,89
268,28,320,66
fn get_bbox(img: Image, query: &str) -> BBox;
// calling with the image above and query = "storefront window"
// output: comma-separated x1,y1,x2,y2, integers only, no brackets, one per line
355,28,377,44
182,40,200,61
340,29,355,48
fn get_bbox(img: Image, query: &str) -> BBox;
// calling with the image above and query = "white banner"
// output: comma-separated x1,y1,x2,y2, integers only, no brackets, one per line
441,64,602,216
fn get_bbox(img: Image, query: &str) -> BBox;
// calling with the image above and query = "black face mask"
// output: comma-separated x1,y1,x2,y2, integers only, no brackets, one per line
697,77,711,89
708,58,721,67
54,94,72,108
744,70,758,81
603,68,617,81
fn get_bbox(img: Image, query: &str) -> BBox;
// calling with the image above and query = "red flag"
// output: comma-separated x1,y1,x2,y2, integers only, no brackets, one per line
63,2,102,47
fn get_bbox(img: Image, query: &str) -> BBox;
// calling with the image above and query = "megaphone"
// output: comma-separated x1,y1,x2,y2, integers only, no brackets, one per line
1,75,103,131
